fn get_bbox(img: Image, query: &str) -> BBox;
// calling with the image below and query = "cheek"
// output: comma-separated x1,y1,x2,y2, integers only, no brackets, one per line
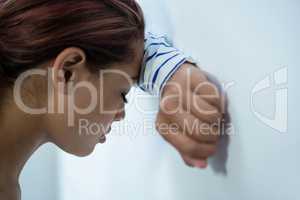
48,80,121,156
45,113,97,157
48,107,115,157
100,75,126,111
71,83,117,127
73,87,96,110
100,88,123,118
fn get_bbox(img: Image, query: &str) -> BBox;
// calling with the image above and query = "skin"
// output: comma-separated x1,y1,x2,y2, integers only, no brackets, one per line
158,63,225,168
0,41,224,199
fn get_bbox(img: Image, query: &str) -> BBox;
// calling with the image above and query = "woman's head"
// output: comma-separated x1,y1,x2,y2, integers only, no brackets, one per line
0,0,145,156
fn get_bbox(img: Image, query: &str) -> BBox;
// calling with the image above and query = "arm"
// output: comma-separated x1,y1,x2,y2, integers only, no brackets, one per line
139,32,226,168
138,32,198,96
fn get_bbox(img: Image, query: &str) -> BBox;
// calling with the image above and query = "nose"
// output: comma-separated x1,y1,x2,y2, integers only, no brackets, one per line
114,110,125,121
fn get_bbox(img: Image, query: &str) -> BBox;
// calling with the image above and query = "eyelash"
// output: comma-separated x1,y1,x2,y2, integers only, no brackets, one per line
121,92,128,103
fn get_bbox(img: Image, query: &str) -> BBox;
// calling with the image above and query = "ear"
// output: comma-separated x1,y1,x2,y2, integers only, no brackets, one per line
51,47,87,92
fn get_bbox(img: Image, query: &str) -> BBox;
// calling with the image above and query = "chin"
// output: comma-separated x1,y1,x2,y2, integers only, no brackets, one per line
66,144,96,157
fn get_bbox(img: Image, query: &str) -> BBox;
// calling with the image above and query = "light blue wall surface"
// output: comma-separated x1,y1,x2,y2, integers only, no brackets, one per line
20,144,60,200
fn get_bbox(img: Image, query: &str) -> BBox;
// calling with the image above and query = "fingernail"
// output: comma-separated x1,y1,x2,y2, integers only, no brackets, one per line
192,160,207,169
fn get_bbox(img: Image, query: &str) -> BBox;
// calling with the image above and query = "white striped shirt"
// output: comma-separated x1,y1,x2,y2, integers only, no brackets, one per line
138,32,198,96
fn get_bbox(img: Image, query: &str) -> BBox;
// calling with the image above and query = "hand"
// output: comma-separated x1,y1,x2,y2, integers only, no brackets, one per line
156,63,226,169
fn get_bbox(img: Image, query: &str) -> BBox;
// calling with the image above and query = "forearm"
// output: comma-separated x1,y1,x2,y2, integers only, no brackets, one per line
138,32,198,96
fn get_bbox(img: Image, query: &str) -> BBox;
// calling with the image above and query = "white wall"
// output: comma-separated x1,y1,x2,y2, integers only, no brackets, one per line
20,144,60,200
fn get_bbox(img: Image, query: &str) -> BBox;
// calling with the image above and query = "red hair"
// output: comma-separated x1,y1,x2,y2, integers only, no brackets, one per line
0,0,145,82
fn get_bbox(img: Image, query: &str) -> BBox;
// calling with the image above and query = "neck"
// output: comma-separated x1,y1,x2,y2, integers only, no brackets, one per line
0,99,47,200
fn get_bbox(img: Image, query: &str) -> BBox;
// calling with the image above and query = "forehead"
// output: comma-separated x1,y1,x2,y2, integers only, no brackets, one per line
110,40,144,81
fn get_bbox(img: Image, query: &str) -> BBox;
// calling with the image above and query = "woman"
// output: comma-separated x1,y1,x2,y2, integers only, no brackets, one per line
0,0,224,199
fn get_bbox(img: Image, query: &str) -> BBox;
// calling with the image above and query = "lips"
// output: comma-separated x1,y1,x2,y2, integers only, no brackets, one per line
98,135,106,143
98,126,111,143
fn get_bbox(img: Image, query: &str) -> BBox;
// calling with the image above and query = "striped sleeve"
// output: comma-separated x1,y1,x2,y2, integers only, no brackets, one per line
138,32,198,96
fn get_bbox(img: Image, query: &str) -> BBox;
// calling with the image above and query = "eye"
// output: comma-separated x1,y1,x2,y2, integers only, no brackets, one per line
121,92,128,104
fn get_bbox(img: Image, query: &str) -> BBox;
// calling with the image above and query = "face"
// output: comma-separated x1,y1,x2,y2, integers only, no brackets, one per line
43,41,144,157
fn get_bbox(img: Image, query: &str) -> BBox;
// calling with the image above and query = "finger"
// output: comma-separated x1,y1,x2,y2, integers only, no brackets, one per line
190,68,223,110
159,128,217,159
193,83,222,110
183,94,222,124
169,110,219,143
181,155,208,169
186,120,220,144
160,79,221,123
189,65,208,85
